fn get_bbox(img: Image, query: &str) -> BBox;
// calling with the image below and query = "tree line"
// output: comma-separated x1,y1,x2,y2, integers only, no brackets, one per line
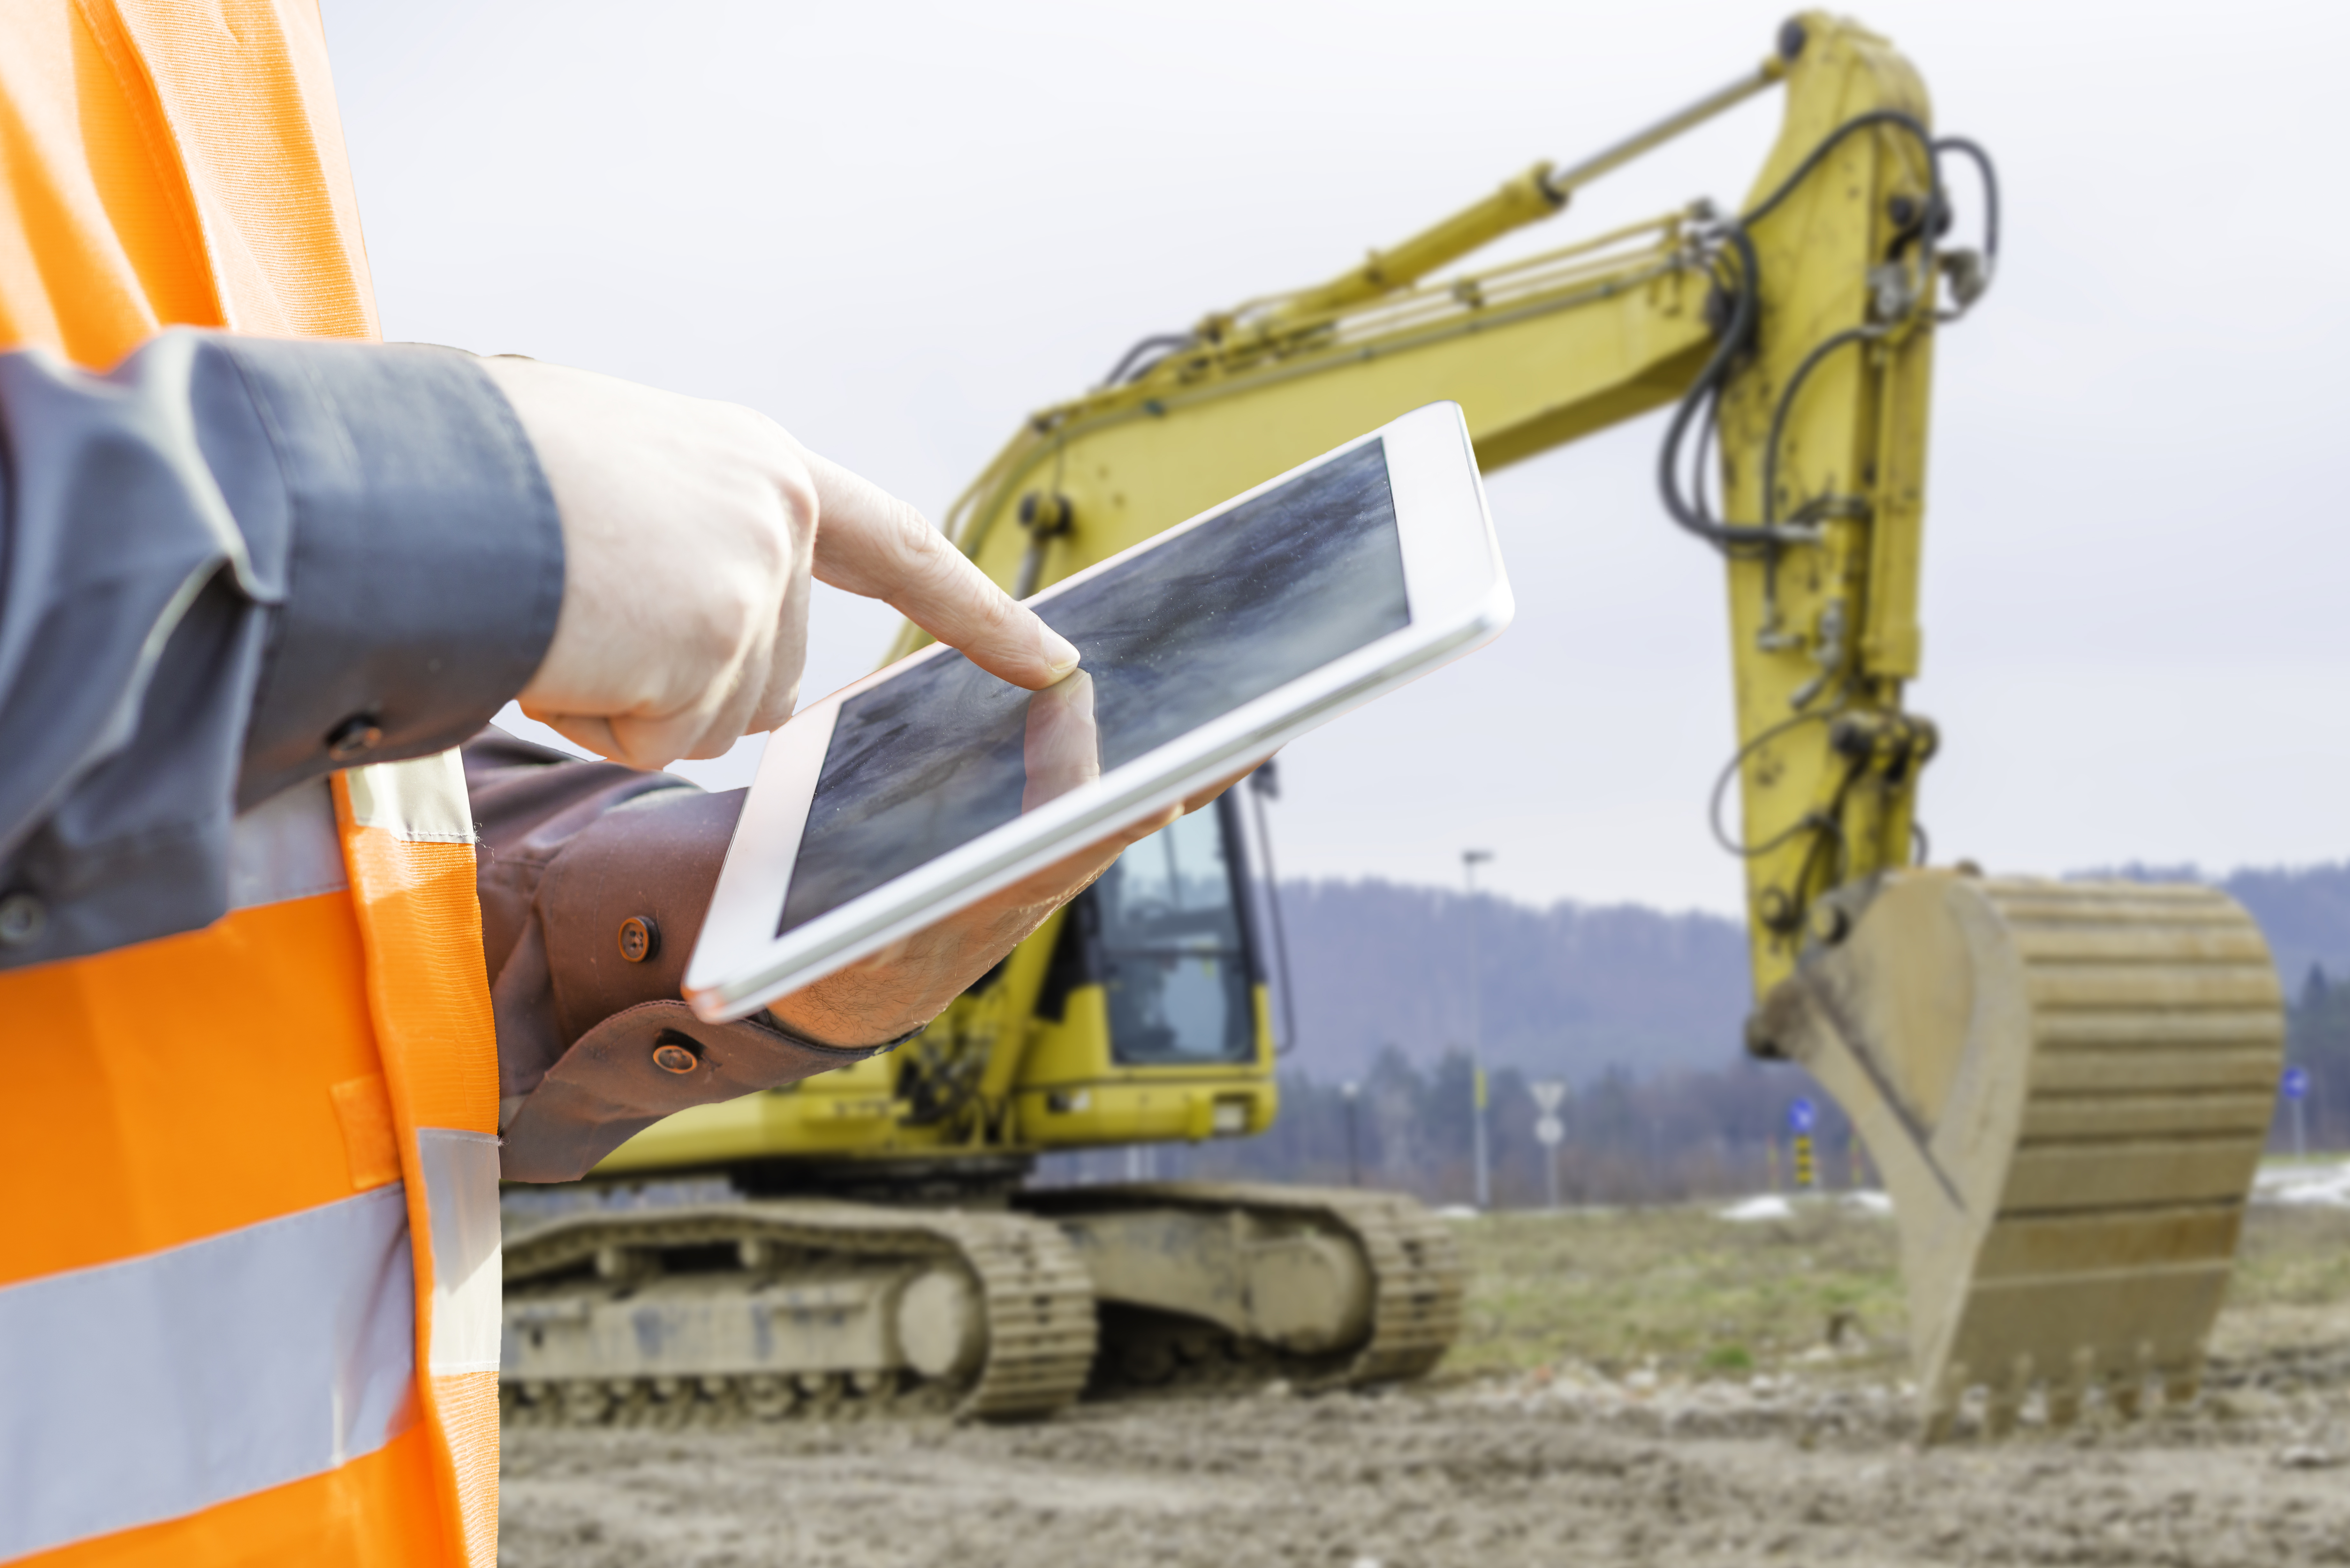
1042,1047,1865,1206
2286,965,2350,1149
1041,972,2341,1205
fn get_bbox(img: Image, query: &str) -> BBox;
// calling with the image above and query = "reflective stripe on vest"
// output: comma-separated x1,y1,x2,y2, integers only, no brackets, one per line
0,1188,415,1560
336,753,504,1566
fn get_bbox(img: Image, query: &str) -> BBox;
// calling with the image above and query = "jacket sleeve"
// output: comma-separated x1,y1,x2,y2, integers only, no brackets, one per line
0,330,564,969
464,728,889,1182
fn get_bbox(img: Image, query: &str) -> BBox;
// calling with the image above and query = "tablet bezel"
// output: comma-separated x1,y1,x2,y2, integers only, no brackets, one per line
684,400,1510,1022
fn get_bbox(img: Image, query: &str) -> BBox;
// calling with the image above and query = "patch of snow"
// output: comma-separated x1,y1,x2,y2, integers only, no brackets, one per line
1840,1189,1894,1215
1434,1204,1482,1221
2254,1157,2350,1209
1717,1195,1794,1222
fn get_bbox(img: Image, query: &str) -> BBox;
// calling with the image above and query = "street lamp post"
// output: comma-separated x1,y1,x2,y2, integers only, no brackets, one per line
1341,1080,1362,1187
1463,849,1494,1210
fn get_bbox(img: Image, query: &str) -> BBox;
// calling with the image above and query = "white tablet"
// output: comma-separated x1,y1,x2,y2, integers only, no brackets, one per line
684,401,1512,1023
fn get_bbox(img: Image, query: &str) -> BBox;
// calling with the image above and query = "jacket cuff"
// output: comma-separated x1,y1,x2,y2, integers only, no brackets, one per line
466,735,920,1181
498,1002,881,1182
224,338,564,807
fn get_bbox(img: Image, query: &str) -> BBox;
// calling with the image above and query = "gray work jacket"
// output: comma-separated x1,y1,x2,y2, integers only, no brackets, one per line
0,330,870,1179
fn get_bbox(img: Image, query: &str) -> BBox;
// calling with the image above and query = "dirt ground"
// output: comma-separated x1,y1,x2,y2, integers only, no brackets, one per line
499,1198,2350,1568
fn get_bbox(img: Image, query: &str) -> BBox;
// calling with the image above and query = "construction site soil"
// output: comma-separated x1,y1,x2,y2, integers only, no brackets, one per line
499,1193,2350,1568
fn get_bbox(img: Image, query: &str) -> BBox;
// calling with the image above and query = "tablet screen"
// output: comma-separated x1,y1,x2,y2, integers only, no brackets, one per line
777,438,1408,936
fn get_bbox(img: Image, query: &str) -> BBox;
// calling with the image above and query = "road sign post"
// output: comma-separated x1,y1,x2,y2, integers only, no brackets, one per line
1788,1098,1817,1192
1532,1081,1567,1210
2283,1066,2311,1161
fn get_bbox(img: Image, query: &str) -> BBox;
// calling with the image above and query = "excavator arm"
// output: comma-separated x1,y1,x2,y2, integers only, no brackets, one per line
900,13,1946,995
900,11,2283,1434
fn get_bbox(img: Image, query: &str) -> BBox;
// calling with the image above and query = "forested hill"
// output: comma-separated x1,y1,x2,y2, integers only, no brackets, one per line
2159,863,2350,992
1269,878,1750,1086
1267,860,2350,1087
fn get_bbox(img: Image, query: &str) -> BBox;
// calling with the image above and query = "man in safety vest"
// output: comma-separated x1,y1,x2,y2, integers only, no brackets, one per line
0,5,1182,1563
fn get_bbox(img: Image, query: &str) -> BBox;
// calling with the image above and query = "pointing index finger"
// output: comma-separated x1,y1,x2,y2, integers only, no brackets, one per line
800,449,1080,690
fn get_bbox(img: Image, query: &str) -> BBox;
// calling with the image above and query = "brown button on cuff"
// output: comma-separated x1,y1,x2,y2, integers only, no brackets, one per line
617,915,660,964
498,1000,894,1182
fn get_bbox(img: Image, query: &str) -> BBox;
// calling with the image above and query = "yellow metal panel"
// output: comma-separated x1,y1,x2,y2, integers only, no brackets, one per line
1019,984,1114,1090
1713,14,1940,994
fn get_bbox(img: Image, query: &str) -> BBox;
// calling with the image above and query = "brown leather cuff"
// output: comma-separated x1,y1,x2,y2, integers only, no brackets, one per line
467,728,931,1181
532,786,741,1044
498,1000,877,1182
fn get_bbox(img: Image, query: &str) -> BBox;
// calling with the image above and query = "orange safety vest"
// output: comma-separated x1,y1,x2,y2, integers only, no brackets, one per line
1,4,500,1563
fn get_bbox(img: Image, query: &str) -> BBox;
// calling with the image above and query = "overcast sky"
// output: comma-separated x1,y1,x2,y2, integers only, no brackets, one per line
327,0,2350,916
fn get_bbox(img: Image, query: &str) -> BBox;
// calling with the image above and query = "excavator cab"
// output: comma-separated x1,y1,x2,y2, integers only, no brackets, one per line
1012,798,1278,1149
584,798,1279,1183
1090,802,1260,1067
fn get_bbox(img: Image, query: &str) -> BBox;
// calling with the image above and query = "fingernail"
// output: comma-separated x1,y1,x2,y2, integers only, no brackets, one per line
1041,626,1081,677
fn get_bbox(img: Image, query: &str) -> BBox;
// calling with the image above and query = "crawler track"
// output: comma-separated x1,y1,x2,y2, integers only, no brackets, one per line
500,1201,1097,1426
1018,1181,1465,1395
500,1182,1466,1425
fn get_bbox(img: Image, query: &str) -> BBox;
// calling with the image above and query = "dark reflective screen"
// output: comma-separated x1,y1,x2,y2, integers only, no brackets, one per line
778,439,1406,935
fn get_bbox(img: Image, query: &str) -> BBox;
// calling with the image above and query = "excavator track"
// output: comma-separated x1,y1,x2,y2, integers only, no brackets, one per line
1755,873,2285,1438
1017,1181,1465,1396
499,1200,1097,1426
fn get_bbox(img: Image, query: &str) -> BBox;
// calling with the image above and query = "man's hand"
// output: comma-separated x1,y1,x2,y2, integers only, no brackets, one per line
481,356,1079,770
479,354,1239,1051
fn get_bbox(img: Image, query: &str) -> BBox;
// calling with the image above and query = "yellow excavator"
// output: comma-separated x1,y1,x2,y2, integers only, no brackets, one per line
503,11,2284,1437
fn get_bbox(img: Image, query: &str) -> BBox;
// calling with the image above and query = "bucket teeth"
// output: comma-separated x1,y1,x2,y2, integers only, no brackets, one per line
2163,1353,2204,1408
2046,1345,2094,1427
1756,874,2284,1440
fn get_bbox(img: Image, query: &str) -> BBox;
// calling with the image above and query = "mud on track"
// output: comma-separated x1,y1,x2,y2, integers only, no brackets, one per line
501,1200,2350,1568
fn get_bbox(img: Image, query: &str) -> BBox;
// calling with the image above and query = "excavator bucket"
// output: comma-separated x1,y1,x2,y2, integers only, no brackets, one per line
1751,873,2284,1438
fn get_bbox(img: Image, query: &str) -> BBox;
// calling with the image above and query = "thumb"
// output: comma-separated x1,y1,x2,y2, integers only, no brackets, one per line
800,449,1080,690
